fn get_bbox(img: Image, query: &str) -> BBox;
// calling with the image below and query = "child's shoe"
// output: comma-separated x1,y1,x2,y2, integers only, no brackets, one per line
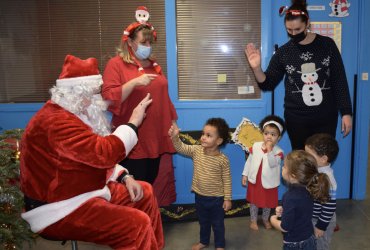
250,221,259,230
191,242,207,250
263,220,272,229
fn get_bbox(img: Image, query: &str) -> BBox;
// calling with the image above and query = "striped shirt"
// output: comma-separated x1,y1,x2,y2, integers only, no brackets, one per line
173,137,232,200
313,165,337,230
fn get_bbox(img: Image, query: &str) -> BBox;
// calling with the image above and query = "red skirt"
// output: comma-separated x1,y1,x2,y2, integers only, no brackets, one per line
246,162,278,208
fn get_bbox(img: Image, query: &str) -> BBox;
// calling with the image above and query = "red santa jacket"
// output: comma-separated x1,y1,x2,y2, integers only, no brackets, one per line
20,101,137,232
20,101,134,201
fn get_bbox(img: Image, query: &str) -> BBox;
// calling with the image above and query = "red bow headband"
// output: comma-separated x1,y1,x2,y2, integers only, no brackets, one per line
122,22,157,42
279,6,308,19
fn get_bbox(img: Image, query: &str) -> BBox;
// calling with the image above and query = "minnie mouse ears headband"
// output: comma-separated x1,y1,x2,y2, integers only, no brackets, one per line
279,6,308,18
122,6,157,42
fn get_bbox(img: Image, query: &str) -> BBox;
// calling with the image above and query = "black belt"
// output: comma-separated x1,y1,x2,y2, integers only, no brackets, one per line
24,195,48,211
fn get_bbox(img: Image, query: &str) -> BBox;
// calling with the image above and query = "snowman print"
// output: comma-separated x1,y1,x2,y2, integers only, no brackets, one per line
297,63,323,106
329,0,350,17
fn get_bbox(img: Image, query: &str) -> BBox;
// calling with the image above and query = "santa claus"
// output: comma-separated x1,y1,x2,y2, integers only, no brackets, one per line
20,55,164,249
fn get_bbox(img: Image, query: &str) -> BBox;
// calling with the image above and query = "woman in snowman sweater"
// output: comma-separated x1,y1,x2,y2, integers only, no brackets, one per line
245,0,352,150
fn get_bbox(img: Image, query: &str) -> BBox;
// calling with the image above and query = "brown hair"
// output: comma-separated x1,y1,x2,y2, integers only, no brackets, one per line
285,0,309,24
305,133,339,163
116,25,156,64
285,150,331,203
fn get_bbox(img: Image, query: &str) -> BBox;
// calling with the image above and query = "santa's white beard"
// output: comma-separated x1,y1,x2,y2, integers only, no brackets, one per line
50,85,111,136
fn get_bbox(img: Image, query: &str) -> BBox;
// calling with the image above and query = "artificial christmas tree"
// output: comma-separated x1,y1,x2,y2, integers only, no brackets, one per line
0,129,34,249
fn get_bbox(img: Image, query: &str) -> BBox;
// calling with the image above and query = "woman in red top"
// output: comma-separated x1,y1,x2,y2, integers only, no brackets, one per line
102,6,177,184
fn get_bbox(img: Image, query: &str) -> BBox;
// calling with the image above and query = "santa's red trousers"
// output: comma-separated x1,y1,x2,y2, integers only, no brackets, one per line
41,181,164,250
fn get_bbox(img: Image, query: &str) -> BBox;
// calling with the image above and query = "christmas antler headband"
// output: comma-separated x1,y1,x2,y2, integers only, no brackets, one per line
121,6,161,75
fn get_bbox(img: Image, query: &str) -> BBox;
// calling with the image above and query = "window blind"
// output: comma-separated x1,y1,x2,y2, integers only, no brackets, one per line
0,0,166,103
176,0,261,100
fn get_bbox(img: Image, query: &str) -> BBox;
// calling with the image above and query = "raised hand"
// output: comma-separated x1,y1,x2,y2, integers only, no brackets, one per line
245,43,261,70
168,124,180,139
128,93,152,127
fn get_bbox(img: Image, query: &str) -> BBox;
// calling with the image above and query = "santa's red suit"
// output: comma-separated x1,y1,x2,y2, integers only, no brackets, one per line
20,55,164,250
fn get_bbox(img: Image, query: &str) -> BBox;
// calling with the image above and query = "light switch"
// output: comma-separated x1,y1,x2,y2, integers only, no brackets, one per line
362,73,368,81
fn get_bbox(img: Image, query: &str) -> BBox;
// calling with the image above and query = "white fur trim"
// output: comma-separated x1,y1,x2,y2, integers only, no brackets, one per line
107,164,128,183
263,121,283,134
112,125,138,157
21,186,111,233
56,74,103,88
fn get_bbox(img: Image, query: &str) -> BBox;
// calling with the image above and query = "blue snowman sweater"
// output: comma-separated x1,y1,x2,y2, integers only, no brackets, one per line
259,34,352,121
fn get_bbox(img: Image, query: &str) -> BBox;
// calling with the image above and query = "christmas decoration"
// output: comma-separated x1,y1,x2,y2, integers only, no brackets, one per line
231,118,264,153
0,129,34,249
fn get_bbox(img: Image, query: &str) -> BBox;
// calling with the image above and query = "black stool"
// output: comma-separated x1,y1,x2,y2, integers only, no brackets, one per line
41,237,78,250
61,240,78,250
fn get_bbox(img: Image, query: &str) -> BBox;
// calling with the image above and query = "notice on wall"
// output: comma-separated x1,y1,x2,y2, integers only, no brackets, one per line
310,21,342,53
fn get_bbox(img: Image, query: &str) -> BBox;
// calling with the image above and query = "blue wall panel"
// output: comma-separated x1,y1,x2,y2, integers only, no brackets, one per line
0,0,369,204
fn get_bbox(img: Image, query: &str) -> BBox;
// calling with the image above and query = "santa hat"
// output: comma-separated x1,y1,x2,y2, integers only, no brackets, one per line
135,6,150,24
333,0,349,12
56,55,102,88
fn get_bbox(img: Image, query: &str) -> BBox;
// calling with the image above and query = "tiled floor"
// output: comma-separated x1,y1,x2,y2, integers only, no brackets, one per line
24,139,370,250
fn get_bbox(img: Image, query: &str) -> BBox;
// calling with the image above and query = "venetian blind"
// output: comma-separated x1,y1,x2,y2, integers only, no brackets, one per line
176,0,261,100
0,0,166,103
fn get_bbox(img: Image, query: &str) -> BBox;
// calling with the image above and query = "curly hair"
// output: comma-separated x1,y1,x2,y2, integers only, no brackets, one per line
259,115,286,136
205,118,230,147
285,150,331,203
305,133,339,163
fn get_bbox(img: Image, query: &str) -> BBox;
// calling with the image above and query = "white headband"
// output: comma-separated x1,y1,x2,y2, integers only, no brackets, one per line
263,121,283,134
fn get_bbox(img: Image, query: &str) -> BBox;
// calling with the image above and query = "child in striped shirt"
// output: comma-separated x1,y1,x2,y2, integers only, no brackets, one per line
168,118,232,250
305,133,339,250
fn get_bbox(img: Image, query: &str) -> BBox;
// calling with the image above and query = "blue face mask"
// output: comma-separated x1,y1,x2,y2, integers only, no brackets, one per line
135,44,152,60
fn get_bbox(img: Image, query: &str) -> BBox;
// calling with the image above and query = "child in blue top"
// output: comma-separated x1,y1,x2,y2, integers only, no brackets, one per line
270,150,331,250
305,133,339,250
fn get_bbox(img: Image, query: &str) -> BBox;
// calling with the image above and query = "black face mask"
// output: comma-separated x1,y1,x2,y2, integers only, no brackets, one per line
287,30,307,43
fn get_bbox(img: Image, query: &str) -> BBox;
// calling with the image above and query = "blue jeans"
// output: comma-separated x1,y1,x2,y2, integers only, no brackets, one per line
283,235,317,250
195,193,225,248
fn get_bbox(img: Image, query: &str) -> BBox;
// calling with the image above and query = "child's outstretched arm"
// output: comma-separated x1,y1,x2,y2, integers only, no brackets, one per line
168,124,195,157
168,124,180,140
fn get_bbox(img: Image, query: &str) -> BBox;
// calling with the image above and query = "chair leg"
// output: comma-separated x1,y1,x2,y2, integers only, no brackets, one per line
71,240,78,250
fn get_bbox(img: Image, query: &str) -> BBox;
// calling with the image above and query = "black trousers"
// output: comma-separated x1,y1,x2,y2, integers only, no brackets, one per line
119,157,161,184
285,115,338,150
